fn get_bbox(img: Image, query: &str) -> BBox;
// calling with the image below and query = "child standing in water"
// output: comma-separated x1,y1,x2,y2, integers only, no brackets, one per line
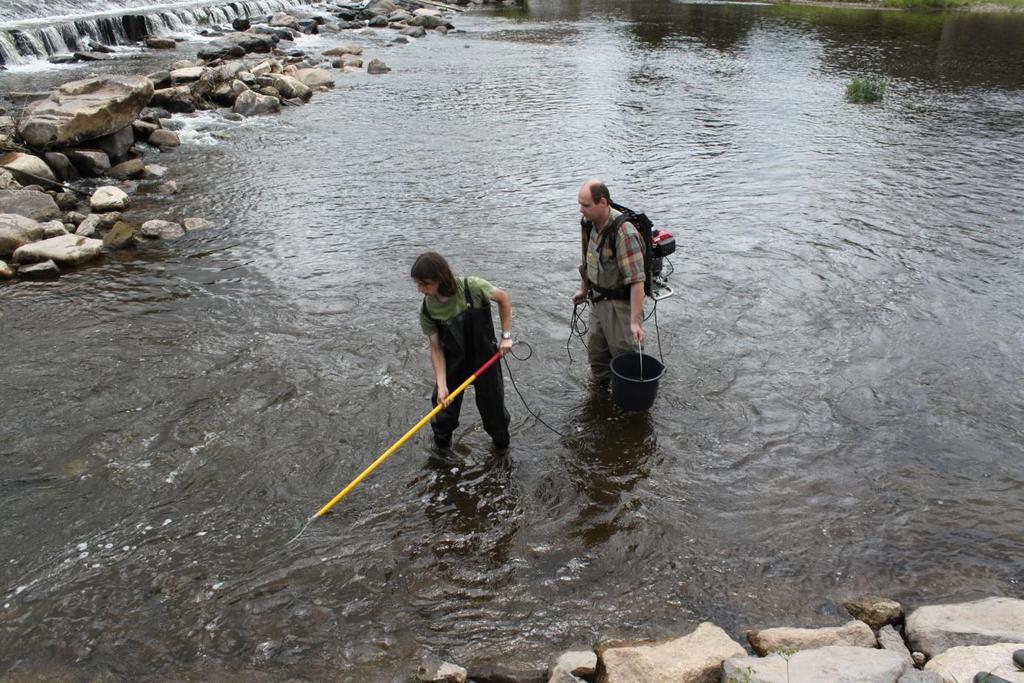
411,252,513,452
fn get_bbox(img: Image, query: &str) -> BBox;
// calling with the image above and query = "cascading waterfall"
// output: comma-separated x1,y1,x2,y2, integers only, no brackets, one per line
0,0,322,66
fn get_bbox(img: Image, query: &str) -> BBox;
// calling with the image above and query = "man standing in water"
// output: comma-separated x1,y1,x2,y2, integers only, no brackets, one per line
572,179,646,382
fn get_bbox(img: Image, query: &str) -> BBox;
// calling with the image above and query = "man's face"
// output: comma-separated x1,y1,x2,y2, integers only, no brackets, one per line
578,187,607,224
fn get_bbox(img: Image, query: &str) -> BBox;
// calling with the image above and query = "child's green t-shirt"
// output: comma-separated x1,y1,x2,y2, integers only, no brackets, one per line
419,276,495,336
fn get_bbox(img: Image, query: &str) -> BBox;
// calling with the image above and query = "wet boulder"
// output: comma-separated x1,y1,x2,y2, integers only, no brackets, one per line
294,68,335,88
263,74,311,100
90,186,129,212
323,43,363,57
198,42,246,61
844,595,904,631
150,86,196,114
16,76,154,149
108,158,146,179
548,651,597,681
367,58,391,74
0,260,12,278
44,152,80,182
148,129,181,148
0,213,47,257
170,67,207,85
146,70,172,88
140,219,185,239
103,221,137,250
233,90,281,117
270,13,300,30
409,14,447,29
226,32,277,54
132,119,160,141
12,233,103,266
400,25,427,38
145,37,177,49
75,211,121,236
65,149,111,177
17,260,60,280
92,125,135,162
0,189,61,222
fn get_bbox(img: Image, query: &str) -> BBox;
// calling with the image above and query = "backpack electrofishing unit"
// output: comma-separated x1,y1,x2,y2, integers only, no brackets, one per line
580,201,676,301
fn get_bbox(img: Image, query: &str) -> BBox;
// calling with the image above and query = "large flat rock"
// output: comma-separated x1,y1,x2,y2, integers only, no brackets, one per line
924,642,1024,683
17,76,154,148
906,597,1024,658
598,622,745,683
723,645,912,683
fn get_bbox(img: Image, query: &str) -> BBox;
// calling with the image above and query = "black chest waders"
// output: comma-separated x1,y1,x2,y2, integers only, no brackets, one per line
422,279,511,451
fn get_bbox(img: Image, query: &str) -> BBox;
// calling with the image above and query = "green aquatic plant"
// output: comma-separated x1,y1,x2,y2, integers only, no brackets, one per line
846,78,886,103
775,646,799,683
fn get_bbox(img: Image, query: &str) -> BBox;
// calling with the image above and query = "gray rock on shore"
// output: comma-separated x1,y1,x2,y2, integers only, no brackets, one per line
724,645,912,683
598,622,745,682
906,597,1024,658
746,620,877,656
924,642,1024,683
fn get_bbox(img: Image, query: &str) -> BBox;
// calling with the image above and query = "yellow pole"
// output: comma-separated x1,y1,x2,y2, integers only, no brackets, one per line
315,350,503,518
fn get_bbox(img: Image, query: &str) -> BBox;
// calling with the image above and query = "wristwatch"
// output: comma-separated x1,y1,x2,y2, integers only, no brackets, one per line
501,331,512,340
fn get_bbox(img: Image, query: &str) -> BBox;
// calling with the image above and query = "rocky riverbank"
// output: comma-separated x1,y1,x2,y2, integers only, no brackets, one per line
414,595,1024,683
0,0,465,281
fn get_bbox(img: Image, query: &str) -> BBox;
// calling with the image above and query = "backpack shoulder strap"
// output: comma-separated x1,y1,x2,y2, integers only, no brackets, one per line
598,213,631,259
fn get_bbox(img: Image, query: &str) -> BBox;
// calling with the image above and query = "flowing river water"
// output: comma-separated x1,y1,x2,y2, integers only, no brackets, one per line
1,0,1023,679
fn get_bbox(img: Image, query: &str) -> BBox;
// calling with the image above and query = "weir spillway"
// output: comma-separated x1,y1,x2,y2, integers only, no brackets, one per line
0,0,320,66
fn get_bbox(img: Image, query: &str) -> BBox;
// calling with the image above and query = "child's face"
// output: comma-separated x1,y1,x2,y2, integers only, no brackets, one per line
416,279,439,296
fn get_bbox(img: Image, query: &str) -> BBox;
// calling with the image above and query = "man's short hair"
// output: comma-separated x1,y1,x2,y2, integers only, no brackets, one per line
587,181,611,204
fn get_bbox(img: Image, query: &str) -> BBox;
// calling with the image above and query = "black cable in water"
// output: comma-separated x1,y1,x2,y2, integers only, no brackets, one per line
503,341,571,440
566,301,589,364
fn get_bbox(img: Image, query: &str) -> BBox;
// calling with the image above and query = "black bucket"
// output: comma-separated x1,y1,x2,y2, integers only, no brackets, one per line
610,352,666,412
